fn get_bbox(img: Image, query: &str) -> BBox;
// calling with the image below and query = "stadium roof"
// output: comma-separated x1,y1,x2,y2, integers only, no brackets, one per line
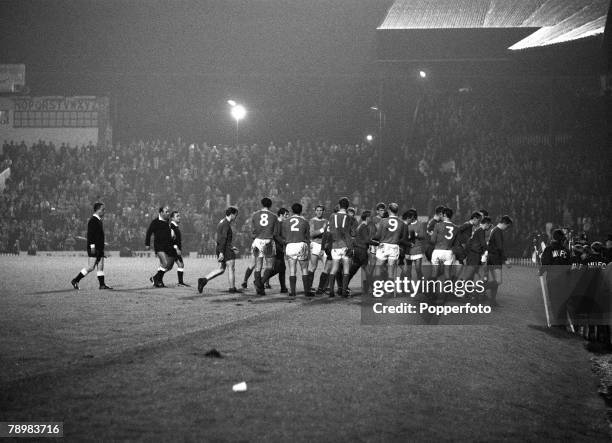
378,0,610,50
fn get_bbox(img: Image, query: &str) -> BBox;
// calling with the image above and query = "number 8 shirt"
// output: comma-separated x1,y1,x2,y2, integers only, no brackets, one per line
251,208,279,257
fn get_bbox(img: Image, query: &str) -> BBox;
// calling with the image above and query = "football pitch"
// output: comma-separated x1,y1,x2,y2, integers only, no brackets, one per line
0,254,609,441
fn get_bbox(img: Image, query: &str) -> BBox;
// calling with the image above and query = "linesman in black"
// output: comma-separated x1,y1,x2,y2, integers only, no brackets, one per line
71,202,112,290
170,211,190,286
146,206,175,287
198,206,241,293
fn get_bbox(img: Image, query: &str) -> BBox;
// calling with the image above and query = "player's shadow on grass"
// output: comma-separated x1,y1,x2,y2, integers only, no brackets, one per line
209,295,300,304
26,286,143,295
178,294,208,301
527,324,584,340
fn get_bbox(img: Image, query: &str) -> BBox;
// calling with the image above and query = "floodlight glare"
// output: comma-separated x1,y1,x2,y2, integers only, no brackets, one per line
366,134,374,142
419,70,427,79
227,99,237,107
231,104,246,122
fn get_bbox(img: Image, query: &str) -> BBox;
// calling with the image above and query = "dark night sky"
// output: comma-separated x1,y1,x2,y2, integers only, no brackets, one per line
0,0,394,144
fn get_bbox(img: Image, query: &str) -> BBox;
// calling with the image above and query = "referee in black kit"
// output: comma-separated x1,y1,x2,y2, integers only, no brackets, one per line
145,206,175,287
70,202,112,290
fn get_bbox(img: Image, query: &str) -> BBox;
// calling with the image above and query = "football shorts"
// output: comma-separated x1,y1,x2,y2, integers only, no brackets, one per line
408,253,424,261
286,242,310,261
431,249,455,265
368,244,379,255
331,247,349,260
87,244,104,258
310,241,324,257
251,238,275,258
486,253,504,266
376,243,400,261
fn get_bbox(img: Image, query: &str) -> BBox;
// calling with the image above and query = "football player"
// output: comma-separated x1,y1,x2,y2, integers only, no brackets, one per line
197,206,241,293
405,208,426,282
250,197,279,295
430,207,458,282
486,215,513,306
327,197,357,297
308,205,331,294
281,203,311,296
373,203,407,293
260,208,289,293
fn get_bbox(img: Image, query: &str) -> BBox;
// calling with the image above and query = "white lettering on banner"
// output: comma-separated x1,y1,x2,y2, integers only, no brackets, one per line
13,97,99,112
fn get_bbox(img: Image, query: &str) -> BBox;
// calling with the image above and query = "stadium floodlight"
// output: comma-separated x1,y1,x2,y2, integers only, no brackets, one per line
227,100,247,147
419,70,427,79
366,134,374,143
230,104,246,122
369,105,384,178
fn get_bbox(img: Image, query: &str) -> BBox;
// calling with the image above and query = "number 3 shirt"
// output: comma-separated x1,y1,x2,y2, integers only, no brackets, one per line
431,220,457,250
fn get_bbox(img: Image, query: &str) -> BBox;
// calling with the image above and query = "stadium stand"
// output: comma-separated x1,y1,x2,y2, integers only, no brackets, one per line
0,83,609,255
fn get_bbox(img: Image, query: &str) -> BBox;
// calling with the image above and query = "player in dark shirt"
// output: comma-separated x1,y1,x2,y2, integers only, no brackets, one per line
425,205,446,263
405,208,426,282
281,203,311,296
327,197,357,297
145,206,175,287
197,206,241,293
308,205,332,295
455,212,483,264
373,203,407,289
462,216,492,282
368,202,387,277
347,210,378,295
260,208,290,293
71,202,112,290
430,207,458,281
486,215,513,306
250,197,280,295
170,211,189,287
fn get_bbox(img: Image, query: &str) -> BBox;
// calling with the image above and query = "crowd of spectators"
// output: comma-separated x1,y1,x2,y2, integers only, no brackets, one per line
0,82,609,257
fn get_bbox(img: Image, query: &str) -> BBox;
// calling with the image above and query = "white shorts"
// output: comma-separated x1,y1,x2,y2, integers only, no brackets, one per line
408,253,424,261
310,241,323,257
286,242,309,261
368,244,379,255
431,249,455,266
251,238,275,258
331,247,348,260
376,243,400,261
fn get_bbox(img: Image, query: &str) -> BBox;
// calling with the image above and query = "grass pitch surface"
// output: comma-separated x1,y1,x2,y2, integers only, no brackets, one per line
0,255,609,441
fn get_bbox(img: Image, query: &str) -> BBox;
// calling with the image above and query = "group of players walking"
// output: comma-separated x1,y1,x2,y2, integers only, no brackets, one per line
196,197,514,305
70,198,514,305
